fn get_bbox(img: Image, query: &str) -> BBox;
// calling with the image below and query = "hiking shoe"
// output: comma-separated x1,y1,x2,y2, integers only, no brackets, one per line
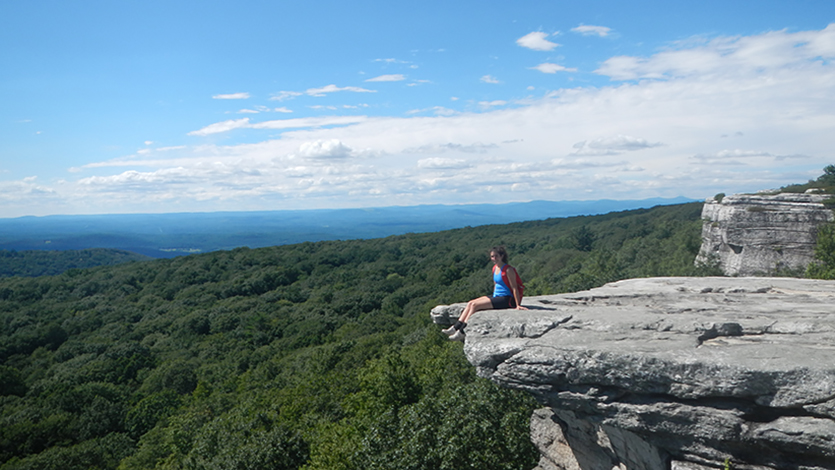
449,330,465,342
441,325,457,335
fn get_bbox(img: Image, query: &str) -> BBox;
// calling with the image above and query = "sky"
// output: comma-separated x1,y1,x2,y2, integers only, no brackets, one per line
1,0,834,218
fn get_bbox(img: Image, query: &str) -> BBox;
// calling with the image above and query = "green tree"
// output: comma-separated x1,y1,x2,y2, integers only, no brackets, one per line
818,165,835,187
571,225,596,252
125,390,181,439
352,379,538,470
807,223,835,279
180,411,308,470
0,366,26,397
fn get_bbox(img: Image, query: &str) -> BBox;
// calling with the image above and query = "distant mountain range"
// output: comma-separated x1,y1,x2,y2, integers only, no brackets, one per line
0,197,697,258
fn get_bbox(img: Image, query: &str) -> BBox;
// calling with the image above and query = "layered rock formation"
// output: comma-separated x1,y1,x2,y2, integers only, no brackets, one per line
697,193,833,276
431,277,835,470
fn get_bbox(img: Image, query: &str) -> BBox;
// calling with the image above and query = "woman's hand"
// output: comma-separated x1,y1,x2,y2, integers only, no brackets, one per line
515,305,528,310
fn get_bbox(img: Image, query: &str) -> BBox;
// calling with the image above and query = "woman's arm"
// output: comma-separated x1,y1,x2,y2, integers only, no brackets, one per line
505,266,527,310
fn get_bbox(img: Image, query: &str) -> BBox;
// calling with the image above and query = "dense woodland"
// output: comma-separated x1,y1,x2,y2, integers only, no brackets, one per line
0,202,721,470
0,249,150,279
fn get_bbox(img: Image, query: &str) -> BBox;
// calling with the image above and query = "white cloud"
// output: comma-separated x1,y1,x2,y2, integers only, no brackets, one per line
596,23,835,80
694,149,773,159
572,135,663,155
374,58,408,64
79,169,184,187
188,116,368,136
188,118,251,136
212,92,251,100
365,74,406,82
407,142,498,154
516,32,560,51
238,105,282,114
572,25,612,37
480,75,501,84
274,107,293,113
296,139,354,159
270,91,303,101
417,158,472,170
252,116,367,130
688,149,802,165
478,100,507,108
305,84,376,96
77,146,192,171
14,25,834,216
550,158,614,169
530,63,578,74
158,145,187,152
406,106,458,116
0,177,58,207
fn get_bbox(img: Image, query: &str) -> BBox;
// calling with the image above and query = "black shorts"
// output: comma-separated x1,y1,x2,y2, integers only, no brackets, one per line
490,295,516,309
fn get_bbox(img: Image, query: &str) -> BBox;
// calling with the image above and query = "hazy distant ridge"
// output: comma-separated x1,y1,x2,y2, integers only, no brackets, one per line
0,198,694,258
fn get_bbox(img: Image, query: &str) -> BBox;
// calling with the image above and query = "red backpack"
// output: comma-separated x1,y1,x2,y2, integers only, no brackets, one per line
500,264,525,304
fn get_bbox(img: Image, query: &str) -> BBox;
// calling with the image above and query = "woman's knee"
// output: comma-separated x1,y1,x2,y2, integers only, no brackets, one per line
473,297,492,310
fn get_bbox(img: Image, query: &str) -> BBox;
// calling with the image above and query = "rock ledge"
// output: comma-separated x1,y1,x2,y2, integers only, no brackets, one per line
431,277,835,470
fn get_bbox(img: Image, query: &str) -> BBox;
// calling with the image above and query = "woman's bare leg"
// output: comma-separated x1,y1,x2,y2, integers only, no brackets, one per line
459,296,493,323
447,296,493,341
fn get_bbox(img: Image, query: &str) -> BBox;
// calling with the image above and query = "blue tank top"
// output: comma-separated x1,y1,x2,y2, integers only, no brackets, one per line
493,266,511,297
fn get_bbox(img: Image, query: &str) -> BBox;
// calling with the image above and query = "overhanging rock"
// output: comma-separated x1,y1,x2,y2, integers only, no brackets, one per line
431,277,835,470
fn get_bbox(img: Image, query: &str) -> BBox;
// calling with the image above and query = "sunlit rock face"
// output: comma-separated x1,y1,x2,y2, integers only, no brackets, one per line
697,193,833,276
431,277,835,470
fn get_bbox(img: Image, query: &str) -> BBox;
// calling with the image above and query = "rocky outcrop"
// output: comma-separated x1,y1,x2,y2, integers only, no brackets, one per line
697,193,833,276
430,277,835,470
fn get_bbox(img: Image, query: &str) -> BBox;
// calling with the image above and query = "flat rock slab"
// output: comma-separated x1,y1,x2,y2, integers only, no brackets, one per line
433,277,835,469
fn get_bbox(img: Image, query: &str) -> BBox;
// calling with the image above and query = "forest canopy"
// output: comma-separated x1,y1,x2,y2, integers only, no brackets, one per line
0,249,149,279
0,202,715,470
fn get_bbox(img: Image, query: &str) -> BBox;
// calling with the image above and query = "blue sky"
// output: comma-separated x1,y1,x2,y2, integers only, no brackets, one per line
2,0,834,217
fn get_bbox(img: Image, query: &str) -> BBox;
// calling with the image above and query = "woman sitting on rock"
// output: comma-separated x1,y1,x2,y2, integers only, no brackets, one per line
443,245,527,341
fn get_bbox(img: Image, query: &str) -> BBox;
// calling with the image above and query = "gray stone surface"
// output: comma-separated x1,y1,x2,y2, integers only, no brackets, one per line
530,407,666,470
432,277,835,469
697,193,833,276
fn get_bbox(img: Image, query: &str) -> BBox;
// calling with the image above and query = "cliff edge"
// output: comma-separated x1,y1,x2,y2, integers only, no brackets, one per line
431,277,835,470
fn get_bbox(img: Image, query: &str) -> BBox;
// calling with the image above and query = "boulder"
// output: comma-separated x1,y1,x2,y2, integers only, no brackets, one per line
432,277,835,469
697,193,833,276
